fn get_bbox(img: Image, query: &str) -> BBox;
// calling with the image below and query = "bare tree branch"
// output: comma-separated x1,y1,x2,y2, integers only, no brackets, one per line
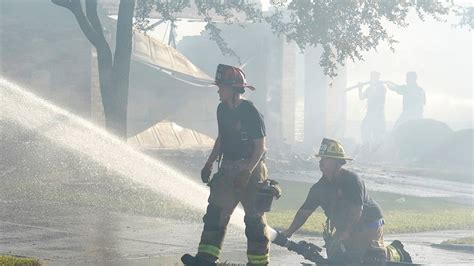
51,0,74,10
85,0,106,37
84,0,113,67
53,0,112,67
52,0,103,48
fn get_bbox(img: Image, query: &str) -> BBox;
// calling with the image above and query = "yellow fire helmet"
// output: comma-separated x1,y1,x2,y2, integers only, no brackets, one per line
315,138,353,160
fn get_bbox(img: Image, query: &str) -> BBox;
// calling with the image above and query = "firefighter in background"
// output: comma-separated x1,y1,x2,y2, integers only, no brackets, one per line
183,64,269,265
386,71,426,127
358,71,387,145
281,138,411,265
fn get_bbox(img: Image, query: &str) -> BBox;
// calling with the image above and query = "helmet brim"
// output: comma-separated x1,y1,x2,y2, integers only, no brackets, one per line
314,154,353,160
212,82,255,91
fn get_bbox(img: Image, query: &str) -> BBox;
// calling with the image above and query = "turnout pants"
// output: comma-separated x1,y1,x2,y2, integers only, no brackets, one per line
327,220,409,265
196,160,270,265
328,220,387,265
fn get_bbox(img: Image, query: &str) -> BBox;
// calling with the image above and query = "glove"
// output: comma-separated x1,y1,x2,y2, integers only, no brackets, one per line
201,163,212,184
233,169,252,188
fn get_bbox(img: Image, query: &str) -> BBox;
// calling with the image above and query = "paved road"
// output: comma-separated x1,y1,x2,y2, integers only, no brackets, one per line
1,203,472,265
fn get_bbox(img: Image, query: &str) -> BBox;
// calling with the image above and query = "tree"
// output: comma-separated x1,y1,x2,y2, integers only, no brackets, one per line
52,0,135,138
53,0,454,137
269,1,452,77
136,1,452,77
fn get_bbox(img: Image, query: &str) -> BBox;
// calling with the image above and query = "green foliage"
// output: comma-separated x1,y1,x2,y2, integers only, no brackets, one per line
0,256,41,266
135,0,452,77
136,0,266,63
453,5,474,29
277,0,449,76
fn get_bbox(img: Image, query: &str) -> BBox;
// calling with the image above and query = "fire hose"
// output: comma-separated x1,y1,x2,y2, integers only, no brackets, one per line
268,227,329,265
268,227,424,266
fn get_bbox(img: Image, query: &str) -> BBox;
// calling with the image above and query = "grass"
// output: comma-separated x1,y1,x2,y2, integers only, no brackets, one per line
0,255,41,266
353,163,473,184
267,208,474,235
0,174,201,222
272,179,470,211
267,179,474,235
3,173,472,236
0,128,202,223
2,146,472,236
442,237,474,245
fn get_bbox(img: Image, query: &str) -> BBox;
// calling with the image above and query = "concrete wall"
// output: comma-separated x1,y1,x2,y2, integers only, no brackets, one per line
326,64,347,140
280,41,297,144
303,48,347,147
304,47,328,147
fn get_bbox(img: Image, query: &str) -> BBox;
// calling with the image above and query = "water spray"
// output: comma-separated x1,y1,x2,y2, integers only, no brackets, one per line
0,77,245,228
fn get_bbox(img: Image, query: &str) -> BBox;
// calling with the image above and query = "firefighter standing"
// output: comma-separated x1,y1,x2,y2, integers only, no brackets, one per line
186,64,269,265
386,71,426,127
358,71,387,145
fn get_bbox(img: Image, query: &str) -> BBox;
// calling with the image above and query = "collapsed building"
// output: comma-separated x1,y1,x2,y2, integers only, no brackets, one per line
0,0,348,151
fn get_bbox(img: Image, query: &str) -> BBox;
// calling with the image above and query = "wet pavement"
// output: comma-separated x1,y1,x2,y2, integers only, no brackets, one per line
1,201,473,265
0,204,292,266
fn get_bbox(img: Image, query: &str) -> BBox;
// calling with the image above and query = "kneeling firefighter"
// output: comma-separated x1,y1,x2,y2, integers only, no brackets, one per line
281,138,412,265
184,64,271,265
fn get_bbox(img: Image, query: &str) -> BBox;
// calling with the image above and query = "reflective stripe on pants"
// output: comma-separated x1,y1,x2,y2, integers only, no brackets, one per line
247,253,269,265
198,244,221,258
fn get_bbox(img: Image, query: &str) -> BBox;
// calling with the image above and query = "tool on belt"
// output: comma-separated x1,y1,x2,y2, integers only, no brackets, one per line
256,179,282,212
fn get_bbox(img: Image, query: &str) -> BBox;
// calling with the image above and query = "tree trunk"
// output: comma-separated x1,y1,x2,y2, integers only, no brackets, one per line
107,0,135,138
52,0,135,139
